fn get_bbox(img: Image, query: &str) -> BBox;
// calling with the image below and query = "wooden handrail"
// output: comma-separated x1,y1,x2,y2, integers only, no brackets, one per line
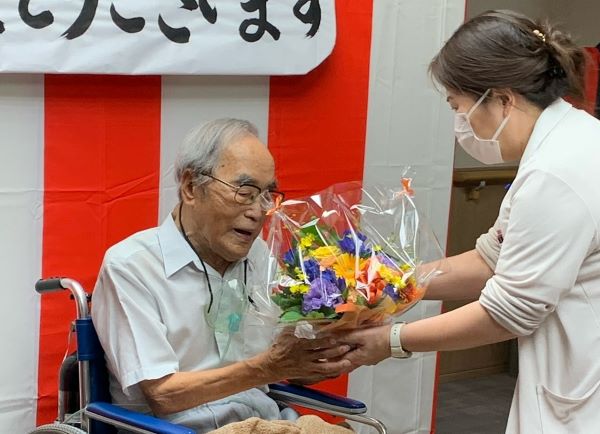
453,167,518,188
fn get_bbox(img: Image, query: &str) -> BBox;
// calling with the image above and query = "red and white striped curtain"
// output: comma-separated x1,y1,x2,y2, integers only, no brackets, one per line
0,1,464,433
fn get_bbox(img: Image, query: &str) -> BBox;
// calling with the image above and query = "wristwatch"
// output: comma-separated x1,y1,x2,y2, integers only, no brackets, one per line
390,322,412,358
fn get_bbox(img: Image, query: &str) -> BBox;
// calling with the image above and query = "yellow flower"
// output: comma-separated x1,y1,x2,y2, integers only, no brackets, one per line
312,245,341,267
333,253,361,287
294,267,307,281
379,265,406,289
300,234,316,248
290,284,310,294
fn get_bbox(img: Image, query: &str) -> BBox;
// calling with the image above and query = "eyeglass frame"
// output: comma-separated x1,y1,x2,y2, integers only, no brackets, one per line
200,172,285,210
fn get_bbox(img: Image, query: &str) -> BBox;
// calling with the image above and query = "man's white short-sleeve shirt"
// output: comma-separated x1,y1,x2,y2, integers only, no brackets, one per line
91,214,277,413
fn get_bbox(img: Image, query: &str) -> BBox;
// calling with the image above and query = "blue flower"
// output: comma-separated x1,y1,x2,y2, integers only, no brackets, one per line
283,248,297,266
302,278,343,313
321,268,338,283
303,259,320,281
383,284,400,301
338,230,371,257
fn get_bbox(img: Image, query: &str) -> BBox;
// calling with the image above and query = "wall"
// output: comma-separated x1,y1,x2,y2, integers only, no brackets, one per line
440,182,511,381
548,0,600,46
454,0,600,169
468,0,600,45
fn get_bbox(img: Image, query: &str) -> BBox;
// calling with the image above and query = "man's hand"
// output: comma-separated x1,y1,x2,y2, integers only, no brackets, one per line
336,324,392,369
258,327,353,381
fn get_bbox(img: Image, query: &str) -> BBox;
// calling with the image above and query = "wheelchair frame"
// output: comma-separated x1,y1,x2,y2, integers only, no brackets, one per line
31,277,387,434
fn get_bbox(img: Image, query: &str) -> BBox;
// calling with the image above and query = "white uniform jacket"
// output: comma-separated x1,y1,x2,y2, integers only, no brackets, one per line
477,99,600,433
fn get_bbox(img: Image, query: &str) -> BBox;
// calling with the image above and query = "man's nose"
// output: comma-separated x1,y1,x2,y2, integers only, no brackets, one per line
243,200,264,221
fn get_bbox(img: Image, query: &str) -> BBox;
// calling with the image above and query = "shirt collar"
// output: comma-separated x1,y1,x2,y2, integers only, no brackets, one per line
520,98,573,165
157,213,257,279
158,214,198,278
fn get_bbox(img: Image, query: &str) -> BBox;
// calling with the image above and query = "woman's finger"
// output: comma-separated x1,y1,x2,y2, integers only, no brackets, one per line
311,345,351,361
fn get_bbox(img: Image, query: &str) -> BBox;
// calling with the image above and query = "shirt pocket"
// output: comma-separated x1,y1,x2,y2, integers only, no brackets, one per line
536,379,600,434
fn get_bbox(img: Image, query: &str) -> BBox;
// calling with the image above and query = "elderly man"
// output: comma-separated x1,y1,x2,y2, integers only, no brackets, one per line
92,119,351,432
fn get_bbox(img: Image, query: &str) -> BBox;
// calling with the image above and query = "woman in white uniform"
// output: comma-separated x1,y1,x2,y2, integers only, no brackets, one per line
340,10,600,433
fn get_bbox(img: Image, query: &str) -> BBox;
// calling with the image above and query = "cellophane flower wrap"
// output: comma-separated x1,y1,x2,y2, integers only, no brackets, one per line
263,178,444,332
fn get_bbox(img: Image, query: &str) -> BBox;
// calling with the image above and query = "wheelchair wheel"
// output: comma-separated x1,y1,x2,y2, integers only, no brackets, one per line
29,423,86,434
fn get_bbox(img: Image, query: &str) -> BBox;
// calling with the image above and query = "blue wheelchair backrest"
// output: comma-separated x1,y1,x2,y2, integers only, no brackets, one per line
76,318,112,404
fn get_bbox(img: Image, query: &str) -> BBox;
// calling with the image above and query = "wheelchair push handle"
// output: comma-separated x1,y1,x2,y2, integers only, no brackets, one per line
35,277,66,293
35,277,89,319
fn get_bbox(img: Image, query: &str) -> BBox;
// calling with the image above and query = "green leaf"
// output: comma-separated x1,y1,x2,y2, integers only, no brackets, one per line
298,227,319,238
286,305,303,313
305,311,326,320
320,306,337,317
280,310,306,322
342,287,349,299
305,309,339,320
271,294,302,310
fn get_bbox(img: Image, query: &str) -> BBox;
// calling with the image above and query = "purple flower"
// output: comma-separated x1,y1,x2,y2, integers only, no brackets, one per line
302,278,343,313
303,259,320,281
338,230,371,257
377,253,396,269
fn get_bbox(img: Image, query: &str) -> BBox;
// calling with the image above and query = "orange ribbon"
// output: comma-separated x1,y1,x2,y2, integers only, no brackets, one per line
401,177,414,196
266,194,283,216
392,177,415,199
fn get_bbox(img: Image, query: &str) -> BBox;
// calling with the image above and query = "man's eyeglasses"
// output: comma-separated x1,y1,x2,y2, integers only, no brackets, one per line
201,173,284,211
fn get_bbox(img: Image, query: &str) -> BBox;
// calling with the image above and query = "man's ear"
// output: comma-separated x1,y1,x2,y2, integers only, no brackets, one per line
180,170,196,205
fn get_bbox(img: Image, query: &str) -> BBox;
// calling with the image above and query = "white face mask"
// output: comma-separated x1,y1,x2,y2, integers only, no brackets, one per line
454,89,511,165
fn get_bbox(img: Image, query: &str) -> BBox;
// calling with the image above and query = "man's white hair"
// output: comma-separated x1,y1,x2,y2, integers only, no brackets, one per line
174,118,260,191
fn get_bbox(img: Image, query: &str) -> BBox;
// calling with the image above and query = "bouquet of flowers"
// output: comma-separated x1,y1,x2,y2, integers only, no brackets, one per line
263,177,444,331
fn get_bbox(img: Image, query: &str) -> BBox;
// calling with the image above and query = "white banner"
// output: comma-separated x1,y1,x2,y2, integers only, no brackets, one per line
0,0,335,75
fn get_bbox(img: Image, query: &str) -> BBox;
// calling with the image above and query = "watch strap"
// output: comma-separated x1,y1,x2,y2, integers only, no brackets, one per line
390,322,412,358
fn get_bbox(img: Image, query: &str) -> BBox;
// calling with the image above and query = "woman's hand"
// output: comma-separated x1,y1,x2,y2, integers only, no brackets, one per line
336,324,392,369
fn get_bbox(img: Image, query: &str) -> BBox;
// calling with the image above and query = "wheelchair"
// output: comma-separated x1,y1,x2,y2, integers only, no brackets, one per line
30,277,387,434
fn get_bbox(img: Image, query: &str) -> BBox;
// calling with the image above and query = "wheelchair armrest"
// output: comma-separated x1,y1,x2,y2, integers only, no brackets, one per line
85,402,195,434
268,382,367,415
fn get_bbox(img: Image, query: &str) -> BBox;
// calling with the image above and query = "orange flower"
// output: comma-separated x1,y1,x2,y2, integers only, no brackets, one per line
357,258,382,286
366,278,386,305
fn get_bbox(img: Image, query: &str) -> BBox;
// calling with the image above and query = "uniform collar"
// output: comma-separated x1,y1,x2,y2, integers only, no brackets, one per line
520,98,573,165
157,213,256,279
